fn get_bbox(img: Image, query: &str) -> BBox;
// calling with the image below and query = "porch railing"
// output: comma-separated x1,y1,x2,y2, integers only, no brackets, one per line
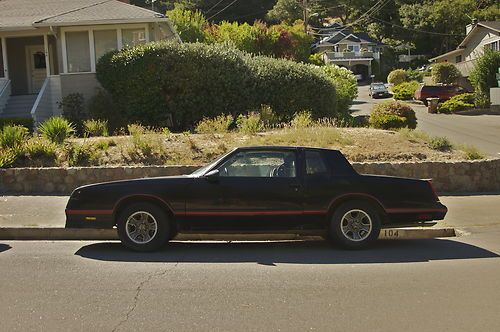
31,76,62,127
0,79,11,115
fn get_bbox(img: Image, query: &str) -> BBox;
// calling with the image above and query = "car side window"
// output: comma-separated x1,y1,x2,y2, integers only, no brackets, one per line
305,151,329,177
217,151,297,178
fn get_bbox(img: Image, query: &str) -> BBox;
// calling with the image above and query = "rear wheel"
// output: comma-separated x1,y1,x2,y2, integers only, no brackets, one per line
329,201,381,249
117,202,170,252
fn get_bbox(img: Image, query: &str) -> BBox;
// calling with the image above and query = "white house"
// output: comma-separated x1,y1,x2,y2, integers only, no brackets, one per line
0,0,179,125
312,23,385,80
430,21,500,77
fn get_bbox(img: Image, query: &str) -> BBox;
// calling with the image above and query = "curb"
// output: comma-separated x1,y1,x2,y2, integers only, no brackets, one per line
0,227,456,241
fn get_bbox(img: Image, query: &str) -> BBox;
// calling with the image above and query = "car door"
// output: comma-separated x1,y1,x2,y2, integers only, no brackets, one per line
185,149,304,231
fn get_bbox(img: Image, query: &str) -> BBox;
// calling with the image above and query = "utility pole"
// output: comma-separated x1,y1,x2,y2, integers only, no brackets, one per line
303,0,308,33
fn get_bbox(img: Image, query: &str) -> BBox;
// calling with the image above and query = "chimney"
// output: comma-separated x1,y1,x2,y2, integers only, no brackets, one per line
466,18,478,35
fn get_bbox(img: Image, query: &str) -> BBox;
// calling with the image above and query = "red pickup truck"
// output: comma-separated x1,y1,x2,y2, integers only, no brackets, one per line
414,85,465,106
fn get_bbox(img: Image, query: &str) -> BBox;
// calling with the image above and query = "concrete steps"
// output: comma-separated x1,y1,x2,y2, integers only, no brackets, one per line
1,94,38,118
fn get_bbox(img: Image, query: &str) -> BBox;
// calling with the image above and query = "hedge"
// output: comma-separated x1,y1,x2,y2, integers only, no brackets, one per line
96,41,338,129
369,101,417,129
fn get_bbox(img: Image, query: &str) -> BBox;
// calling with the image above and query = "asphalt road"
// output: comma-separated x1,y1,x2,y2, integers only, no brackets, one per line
351,85,500,157
1,195,500,331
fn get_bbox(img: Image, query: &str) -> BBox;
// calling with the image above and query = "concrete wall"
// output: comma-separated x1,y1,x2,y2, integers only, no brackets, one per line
1,160,500,195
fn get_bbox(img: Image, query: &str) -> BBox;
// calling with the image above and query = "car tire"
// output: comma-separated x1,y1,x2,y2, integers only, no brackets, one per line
117,202,170,252
328,201,381,249
423,100,428,107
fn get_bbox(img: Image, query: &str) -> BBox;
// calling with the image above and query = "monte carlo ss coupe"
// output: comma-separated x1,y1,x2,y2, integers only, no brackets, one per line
66,146,447,251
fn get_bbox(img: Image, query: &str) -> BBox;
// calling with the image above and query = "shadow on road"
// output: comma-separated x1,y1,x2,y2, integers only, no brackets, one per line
75,239,498,265
0,244,12,253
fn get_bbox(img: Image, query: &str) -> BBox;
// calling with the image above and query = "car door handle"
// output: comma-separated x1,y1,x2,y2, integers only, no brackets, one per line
289,184,301,191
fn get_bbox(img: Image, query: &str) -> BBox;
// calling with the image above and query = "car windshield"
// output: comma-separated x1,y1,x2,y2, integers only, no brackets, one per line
372,84,386,90
190,150,235,177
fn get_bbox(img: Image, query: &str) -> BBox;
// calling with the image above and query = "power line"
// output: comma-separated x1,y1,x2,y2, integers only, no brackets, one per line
309,0,391,37
204,0,225,16
370,16,465,37
207,0,239,20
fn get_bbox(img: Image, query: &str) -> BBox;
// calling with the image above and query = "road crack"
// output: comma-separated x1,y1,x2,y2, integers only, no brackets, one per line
112,262,178,332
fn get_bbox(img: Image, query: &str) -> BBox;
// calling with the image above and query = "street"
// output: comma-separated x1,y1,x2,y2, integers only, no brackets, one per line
351,85,500,157
1,195,500,331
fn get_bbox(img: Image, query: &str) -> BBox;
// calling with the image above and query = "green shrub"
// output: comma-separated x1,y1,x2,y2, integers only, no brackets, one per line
0,148,17,168
369,101,417,129
64,142,100,167
236,112,264,134
38,117,75,144
387,69,408,85
461,144,485,160
24,138,58,160
87,89,126,132
392,81,420,100
258,105,280,128
83,119,109,137
469,48,500,107
195,114,234,134
431,62,461,84
0,125,29,148
321,64,358,113
429,136,453,152
0,117,34,132
437,93,474,113
58,93,87,133
406,68,423,83
290,111,314,128
96,41,337,129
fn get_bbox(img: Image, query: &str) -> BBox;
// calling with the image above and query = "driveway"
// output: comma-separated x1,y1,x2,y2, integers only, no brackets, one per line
351,85,500,157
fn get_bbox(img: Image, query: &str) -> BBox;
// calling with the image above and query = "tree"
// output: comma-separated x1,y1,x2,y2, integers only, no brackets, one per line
469,49,500,107
266,0,303,24
166,5,208,42
431,63,461,85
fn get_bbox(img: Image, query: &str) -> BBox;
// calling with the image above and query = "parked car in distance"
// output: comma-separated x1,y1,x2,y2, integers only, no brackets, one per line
369,83,391,98
414,85,465,106
65,146,447,251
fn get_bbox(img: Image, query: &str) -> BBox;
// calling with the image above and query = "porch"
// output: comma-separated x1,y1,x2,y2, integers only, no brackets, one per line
0,30,62,125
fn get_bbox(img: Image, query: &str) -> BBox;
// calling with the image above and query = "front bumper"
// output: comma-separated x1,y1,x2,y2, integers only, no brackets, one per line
65,209,115,229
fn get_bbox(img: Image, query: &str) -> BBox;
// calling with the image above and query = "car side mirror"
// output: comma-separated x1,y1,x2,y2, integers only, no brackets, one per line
204,169,220,183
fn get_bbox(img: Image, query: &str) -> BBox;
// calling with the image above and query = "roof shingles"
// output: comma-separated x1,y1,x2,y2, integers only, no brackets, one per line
0,0,164,30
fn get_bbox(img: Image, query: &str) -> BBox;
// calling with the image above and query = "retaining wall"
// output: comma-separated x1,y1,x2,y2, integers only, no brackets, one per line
1,160,499,194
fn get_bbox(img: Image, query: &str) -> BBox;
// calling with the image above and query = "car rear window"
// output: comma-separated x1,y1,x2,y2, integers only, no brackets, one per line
323,150,357,176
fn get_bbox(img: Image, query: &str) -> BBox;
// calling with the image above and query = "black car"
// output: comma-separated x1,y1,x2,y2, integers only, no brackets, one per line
369,83,391,98
66,146,447,251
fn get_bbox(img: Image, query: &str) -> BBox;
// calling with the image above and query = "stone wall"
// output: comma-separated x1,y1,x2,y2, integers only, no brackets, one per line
1,160,499,194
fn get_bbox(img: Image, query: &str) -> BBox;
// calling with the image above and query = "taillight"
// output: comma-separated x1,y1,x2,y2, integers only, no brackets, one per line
426,180,439,201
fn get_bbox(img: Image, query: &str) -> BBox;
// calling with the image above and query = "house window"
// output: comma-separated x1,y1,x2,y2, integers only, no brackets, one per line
66,31,91,73
122,28,146,47
488,41,499,51
455,55,462,63
94,30,118,62
347,45,360,52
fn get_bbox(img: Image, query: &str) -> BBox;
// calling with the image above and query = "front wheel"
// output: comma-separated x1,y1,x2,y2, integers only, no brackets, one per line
329,201,381,249
117,202,171,252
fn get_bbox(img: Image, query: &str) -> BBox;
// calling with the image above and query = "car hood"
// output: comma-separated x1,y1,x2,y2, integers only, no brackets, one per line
73,175,194,193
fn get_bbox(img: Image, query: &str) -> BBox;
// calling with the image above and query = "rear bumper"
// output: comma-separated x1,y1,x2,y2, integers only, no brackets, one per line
385,202,447,225
65,209,114,229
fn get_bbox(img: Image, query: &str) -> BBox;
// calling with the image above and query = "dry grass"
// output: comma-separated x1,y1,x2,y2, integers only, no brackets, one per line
70,127,470,167
5,126,479,168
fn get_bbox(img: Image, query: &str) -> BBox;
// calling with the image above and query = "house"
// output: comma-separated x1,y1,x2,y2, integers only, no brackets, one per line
430,21,500,78
0,0,179,125
311,23,385,80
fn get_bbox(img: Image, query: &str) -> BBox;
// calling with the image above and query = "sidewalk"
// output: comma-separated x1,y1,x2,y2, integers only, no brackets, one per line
1,195,500,230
